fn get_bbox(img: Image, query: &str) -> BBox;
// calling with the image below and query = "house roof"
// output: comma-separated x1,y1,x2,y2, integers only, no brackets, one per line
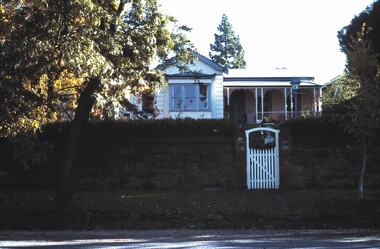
196,53,228,73
225,68,314,80
160,53,321,88
223,68,321,88
156,52,227,74
223,80,320,88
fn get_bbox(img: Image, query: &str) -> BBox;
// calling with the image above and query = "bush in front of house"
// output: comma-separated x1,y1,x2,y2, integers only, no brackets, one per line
40,118,235,140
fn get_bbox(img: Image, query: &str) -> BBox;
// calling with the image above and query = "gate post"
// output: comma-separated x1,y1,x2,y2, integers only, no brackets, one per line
245,130,251,189
275,129,280,188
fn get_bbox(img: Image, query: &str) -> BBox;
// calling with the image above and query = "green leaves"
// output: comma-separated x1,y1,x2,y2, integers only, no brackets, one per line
338,1,380,66
332,24,380,144
332,1,380,147
1,0,193,137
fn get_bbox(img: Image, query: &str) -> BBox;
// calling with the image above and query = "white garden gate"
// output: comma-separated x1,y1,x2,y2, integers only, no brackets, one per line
245,127,280,189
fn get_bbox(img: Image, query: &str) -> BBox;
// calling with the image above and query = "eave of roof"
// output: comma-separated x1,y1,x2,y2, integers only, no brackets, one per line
223,76,315,82
223,80,321,88
164,73,216,79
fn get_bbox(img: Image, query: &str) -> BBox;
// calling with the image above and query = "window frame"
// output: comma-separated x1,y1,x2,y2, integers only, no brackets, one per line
169,83,211,111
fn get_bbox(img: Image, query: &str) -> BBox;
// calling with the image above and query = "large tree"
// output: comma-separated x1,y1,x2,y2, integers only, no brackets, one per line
209,14,246,69
334,21,380,199
334,0,380,199
0,0,193,203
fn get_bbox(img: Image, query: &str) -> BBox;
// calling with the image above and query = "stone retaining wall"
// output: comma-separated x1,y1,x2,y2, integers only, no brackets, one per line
280,136,380,189
1,131,380,190
70,136,237,190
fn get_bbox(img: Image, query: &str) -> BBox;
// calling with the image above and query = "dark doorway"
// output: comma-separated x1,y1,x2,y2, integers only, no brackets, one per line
229,90,246,123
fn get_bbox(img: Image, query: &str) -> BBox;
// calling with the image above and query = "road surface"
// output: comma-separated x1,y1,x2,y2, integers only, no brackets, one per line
0,229,379,248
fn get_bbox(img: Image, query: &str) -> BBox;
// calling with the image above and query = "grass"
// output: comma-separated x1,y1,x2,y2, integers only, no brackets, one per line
0,188,379,230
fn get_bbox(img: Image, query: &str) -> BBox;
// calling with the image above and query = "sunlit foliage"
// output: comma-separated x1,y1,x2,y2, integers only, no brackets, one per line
0,0,194,138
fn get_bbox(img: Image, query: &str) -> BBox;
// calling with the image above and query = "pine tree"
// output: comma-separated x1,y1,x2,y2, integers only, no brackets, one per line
209,14,246,69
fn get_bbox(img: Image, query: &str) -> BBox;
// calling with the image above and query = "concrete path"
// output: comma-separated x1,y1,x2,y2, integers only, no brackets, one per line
0,229,379,248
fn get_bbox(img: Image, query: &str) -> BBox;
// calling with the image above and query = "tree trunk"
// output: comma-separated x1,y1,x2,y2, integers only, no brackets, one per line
55,76,101,205
359,139,367,200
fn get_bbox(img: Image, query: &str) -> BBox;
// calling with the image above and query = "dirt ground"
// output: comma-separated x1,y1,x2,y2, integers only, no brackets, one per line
0,188,379,230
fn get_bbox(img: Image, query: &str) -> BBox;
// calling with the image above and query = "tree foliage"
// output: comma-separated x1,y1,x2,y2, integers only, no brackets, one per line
323,75,358,111
0,0,193,137
336,24,380,142
343,56,379,143
334,0,380,145
209,14,246,69
338,0,380,64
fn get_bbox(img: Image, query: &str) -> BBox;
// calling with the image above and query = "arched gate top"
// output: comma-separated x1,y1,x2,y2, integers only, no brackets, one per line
245,127,280,136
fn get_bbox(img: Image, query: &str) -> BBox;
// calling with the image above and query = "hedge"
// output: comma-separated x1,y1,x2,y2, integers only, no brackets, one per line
279,116,349,137
40,118,235,140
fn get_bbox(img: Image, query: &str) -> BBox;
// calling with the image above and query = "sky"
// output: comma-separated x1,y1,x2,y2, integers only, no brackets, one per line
158,0,375,84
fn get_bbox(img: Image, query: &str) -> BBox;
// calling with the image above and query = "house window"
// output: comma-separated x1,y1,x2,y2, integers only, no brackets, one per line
199,84,209,110
170,84,210,111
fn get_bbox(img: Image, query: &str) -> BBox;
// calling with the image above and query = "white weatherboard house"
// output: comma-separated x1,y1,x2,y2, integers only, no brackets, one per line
137,54,323,124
